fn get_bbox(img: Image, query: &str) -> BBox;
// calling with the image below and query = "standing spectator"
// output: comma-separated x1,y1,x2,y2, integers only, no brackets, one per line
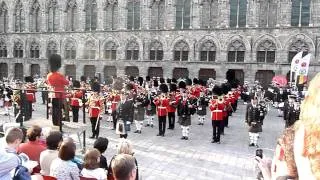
111,154,137,180
39,131,63,176
81,149,107,180
18,125,46,173
50,139,80,180
94,137,109,170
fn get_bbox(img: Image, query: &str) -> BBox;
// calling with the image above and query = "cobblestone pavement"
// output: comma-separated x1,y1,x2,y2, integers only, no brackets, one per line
0,95,285,180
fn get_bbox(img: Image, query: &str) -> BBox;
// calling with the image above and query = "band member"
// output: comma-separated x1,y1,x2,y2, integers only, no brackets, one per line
177,81,196,140
116,92,134,139
70,80,83,122
38,76,48,105
197,91,208,125
87,82,105,139
24,76,36,121
109,91,121,130
209,96,225,144
145,80,158,127
167,83,177,129
245,98,262,147
133,92,149,134
47,54,69,126
283,95,300,128
153,84,169,137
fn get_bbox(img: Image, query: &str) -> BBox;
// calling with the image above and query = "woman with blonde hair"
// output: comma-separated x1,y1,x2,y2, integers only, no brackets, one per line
107,139,139,180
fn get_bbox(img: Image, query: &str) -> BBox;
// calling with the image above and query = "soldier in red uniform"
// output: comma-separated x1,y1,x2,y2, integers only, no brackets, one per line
109,91,121,130
46,54,69,126
24,76,36,121
167,83,177,130
209,96,225,144
153,84,169,137
69,80,83,122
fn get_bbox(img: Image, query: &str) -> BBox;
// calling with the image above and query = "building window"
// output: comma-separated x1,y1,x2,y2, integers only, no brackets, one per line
14,41,23,58
230,0,247,28
65,41,76,59
84,41,96,59
30,0,40,32
258,0,277,27
150,41,163,61
14,0,25,32
104,1,118,30
30,41,40,58
150,0,165,30
126,41,139,60
288,39,309,63
291,0,310,27
47,41,58,58
256,40,276,63
176,0,191,29
66,0,77,31
227,40,245,62
200,40,216,62
174,41,189,61
200,0,218,28
0,2,8,33
0,41,7,58
127,0,140,30
85,0,97,31
104,41,117,60
47,0,58,32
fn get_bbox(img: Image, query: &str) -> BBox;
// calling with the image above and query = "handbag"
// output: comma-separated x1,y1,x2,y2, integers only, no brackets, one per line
116,119,125,135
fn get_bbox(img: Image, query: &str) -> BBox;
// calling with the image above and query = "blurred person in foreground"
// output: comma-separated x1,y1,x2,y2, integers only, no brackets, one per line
94,137,109,170
111,154,137,180
81,148,107,180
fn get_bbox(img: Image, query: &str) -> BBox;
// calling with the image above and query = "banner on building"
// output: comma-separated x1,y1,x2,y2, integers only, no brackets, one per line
297,53,311,76
290,51,303,73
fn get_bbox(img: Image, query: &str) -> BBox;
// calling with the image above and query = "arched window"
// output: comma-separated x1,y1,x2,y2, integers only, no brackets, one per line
65,41,76,59
200,0,218,28
258,0,277,27
200,40,216,62
291,0,310,27
14,41,23,58
85,0,97,31
227,40,245,62
174,41,189,61
288,39,309,63
30,0,40,32
229,0,247,28
150,41,163,61
47,0,59,32
30,41,40,58
150,0,165,30
65,0,77,31
0,63,8,80
126,41,139,60
104,1,118,30
127,0,140,30
47,41,58,58
257,40,276,63
14,0,25,32
0,2,8,33
0,40,7,58
104,41,117,60
84,41,96,59
176,0,191,29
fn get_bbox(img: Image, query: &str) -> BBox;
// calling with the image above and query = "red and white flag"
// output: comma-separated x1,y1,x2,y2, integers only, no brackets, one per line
297,53,311,76
290,52,303,73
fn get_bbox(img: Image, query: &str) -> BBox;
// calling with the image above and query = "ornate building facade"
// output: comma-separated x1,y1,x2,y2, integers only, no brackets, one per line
0,0,319,86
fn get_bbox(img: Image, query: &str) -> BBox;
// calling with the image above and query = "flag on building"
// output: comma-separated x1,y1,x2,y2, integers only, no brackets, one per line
297,53,311,76
290,52,303,73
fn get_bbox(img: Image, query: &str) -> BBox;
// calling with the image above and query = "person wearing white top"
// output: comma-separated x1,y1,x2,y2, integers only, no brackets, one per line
81,148,107,180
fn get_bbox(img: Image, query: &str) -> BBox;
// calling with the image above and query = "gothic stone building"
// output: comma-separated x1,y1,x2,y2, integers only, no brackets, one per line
0,0,319,86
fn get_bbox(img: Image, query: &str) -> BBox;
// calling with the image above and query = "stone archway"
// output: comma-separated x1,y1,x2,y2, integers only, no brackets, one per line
125,66,139,77
84,65,96,80
14,63,23,80
104,66,117,84
255,70,275,88
148,67,163,78
172,68,189,79
0,63,8,80
65,64,76,80
198,68,216,81
226,69,244,86
30,64,40,78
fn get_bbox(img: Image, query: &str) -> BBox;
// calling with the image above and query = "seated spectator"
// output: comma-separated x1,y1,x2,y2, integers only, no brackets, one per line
0,128,24,179
50,139,80,180
107,139,139,180
94,137,109,170
111,154,137,180
81,148,107,180
18,125,46,172
40,131,63,176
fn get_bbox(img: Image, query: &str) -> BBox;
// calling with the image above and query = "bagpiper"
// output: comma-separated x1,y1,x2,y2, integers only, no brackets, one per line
283,95,300,128
153,83,169,137
133,90,149,134
116,92,133,139
245,97,262,147
196,91,208,125
145,80,158,127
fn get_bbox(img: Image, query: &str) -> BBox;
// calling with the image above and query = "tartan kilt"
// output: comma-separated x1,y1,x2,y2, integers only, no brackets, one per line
178,116,191,126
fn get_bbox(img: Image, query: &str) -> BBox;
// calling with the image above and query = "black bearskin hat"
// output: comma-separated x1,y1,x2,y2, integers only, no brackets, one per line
172,78,177,84
125,83,134,91
91,82,101,92
48,54,61,72
129,76,135,82
212,85,223,96
146,76,151,82
170,83,177,92
24,76,34,83
199,79,206,86
80,76,86,82
178,81,186,90
160,78,165,84
166,78,172,84
186,78,192,86
73,80,80,88
138,77,143,86
221,83,231,95
160,84,168,93
153,80,159,87
113,78,124,91
193,78,199,85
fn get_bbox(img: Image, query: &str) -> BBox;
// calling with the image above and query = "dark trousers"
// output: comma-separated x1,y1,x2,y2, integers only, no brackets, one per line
120,134,128,139
90,117,100,138
25,101,32,121
212,120,223,142
168,112,175,129
158,116,166,135
42,91,48,104
72,106,79,122
52,98,63,126
224,116,229,128
112,111,117,129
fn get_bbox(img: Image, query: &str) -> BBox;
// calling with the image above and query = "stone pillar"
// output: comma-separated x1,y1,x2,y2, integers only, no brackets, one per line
97,1,104,31
24,63,30,76
310,0,320,27
76,63,84,80
8,63,14,79
140,0,148,30
192,0,200,29
41,9,46,32
163,65,173,78
8,6,13,33
215,67,225,81
247,0,257,27
165,1,175,30
118,0,127,30
59,8,64,31
79,3,85,31
219,0,229,28
24,6,30,32
279,0,291,27
139,66,148,78
219,50,228,63
117,65,126,77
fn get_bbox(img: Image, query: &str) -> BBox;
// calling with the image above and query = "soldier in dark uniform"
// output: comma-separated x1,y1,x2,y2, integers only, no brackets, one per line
283,95,300,128
133,92,149,134
245,98,262,147
197,91,208,125
116,92,134,139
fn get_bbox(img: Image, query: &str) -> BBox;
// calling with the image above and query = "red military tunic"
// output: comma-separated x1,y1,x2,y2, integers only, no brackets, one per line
154,97,169,117
167,95,178,113
25,83,36,103
109,94,121,111
70,90,83,107
47,72,69,99
88,95,105,118
209,101,225,121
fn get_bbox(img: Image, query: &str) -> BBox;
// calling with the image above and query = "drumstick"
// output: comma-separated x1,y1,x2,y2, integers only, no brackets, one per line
95,110,101,131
